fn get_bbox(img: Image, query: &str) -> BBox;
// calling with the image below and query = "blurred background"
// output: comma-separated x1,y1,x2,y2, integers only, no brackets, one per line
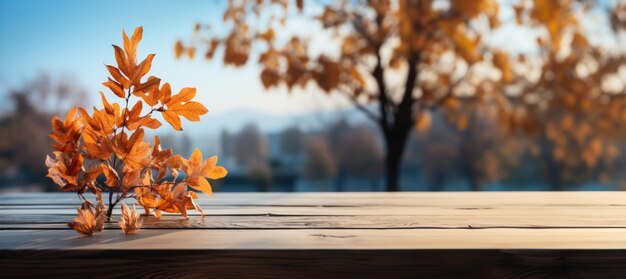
1,0,625,193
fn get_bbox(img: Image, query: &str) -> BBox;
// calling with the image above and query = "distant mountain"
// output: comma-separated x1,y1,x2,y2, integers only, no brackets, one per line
180,105,374,136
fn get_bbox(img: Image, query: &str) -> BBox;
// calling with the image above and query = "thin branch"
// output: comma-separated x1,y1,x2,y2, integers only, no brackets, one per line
140,107,157,119
108,190,113,211
373,46,391,134
431,66,472,109
336,89,380,122
397,55,419,127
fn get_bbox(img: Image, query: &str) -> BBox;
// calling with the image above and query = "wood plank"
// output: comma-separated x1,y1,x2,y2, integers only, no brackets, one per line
3,192,626,207
3,229,626,250
3,191,626,229
3,249,626,278
2,214,626,230
3,192,626,278
2,205,626,218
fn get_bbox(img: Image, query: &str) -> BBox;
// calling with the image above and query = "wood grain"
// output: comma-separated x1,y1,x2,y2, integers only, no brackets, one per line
2,205,626,218
2,213,626,230
3,250,626,279
3,228,626,250
3,191,626,207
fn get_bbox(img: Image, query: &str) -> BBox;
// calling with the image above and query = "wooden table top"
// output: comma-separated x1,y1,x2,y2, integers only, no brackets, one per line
2,192,626,278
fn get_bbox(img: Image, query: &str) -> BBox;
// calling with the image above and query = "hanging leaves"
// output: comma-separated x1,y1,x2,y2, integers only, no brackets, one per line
46,26,227,236
179,0,503,124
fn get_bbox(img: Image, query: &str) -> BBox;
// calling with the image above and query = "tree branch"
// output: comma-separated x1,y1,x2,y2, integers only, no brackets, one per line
373,46,391,134
337,89,379,122
397,55,419,127
425,66,472,115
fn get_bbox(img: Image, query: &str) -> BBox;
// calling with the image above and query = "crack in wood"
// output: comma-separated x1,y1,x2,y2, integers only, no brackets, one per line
310,233,356,238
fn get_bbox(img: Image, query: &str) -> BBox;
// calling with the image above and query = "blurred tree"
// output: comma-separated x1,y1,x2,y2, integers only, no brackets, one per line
336,125,384,190
502,0,626,190
416,113,459,191
279,125,303,156
325,118,351,151
177,0,503,191
0,74,87,190
234,123,273,190
235,123,268,166
303,135,337,184
0,93,51,175
14,73,87,115
324,118,350,189
220,130,234,160
248,160,274,191
450,105,524,191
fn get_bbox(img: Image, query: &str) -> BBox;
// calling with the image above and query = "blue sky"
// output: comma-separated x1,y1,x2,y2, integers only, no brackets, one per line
0,0,347,115
0,0,618,117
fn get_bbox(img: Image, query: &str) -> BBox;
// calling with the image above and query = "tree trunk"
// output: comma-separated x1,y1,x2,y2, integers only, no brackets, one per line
371,50,418,192
383,128,411,192
385,148,402,192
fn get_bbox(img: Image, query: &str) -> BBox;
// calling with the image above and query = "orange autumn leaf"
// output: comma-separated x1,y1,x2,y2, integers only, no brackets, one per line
103,78,126,98
129,54,155,85
133,76,161,105
150,136,174,181
121,169,142,194
105,64,130,88
123,27,143,68
49,108,83,152
124,141,152,171
154,182,204,219
113,45,130,77
101,164,119,187
45,151,83,191
159,87,208,131
135,171,159,215
183,149,228,196
134,75,161,94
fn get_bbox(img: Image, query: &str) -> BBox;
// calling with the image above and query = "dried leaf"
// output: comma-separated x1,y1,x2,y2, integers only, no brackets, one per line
68,200,106,236
118,203,142,234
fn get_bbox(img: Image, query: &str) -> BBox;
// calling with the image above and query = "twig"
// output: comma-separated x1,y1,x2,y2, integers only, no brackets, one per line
336,89,380,122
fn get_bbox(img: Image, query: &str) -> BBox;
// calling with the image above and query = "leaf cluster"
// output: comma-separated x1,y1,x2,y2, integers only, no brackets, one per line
46,27,227,235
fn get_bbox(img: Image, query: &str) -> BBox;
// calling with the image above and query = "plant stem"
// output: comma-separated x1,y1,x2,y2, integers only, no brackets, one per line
106,192,126,222
107,190,113,221
107,88,133,222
